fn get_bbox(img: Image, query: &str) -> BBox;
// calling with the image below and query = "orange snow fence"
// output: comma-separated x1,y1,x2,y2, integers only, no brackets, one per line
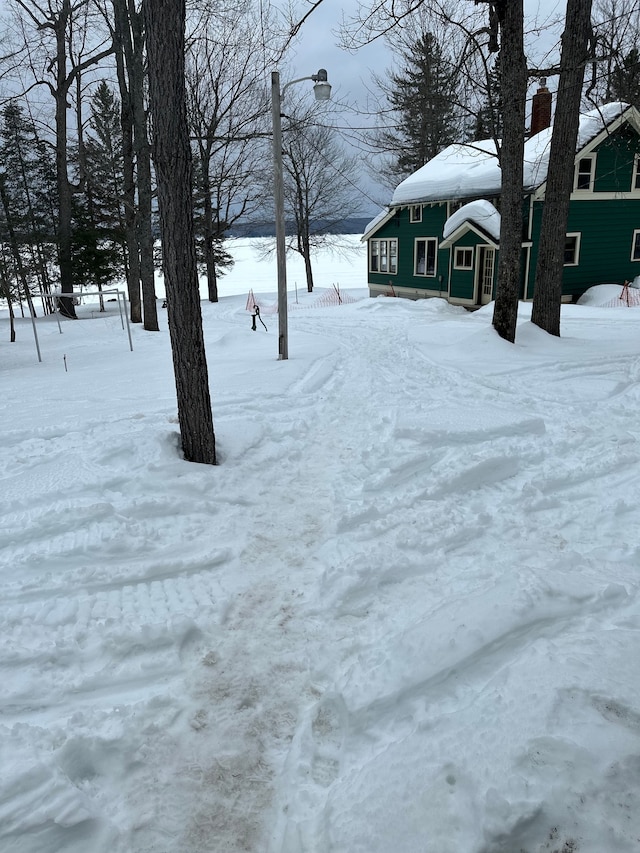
245,290,278,314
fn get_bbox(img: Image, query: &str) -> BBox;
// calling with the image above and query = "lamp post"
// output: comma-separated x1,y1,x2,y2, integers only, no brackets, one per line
271,68,331,360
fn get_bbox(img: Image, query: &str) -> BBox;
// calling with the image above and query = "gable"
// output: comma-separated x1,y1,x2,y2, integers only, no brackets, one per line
440,220,499,250
384,103,639,210
533,104,640,199
591,124,640,193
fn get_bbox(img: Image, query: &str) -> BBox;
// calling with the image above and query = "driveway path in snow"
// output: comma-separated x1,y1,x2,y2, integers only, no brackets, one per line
1,293,639,853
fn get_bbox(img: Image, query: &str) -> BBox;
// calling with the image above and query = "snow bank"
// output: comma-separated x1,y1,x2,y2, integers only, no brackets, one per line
2,241,640,853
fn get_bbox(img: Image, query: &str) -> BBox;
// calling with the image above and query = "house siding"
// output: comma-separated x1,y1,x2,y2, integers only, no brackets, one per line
449,232,485,302
527,198,640,299
366,107,640,304
593,125,637,193
367,204,449,297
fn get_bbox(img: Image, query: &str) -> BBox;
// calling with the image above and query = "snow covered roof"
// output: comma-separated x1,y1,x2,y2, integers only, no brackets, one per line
442,199,501,242
362,208,394,241
390,102,633,207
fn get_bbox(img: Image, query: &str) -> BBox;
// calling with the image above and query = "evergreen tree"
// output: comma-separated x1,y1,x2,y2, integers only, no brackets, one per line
469,59,503,141
379,31,460,179
78,81,128,292
191,149,235,292
0,101,58,310
611,48,640,106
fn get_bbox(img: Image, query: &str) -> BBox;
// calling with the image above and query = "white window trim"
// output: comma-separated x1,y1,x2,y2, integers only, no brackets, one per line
564,232,581,266
369,238,398,275
454,247,474,270
389,239,397,274
633,155,640,192
414,237,438,277
631,229,640,261
409,205,422,223
574,156,596,192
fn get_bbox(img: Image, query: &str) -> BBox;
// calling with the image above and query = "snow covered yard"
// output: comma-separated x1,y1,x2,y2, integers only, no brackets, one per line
1,241,640,853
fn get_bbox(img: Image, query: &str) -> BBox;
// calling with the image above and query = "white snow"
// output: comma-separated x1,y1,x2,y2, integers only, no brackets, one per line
390,102,631,206
2,238,640,853
443,199,501,241
391,139,499,206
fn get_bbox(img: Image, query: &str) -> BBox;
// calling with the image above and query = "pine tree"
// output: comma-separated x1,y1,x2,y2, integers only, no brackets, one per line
380,31,460,179
470,60,503,141
611,48,640,106
0,101,58,311
78,81,127,292
191,149,235,295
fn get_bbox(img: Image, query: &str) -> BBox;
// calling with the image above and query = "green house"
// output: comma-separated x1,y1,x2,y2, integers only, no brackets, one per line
363,102,640,307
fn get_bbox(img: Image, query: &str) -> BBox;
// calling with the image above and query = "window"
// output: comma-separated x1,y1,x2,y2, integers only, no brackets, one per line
410,205,422,223
454,247,474,269
564,233,581,265
574,156,595,191
369,238,398,274
633,155,640,192
632,230,640,261
389,239,398,273
415,238,437,277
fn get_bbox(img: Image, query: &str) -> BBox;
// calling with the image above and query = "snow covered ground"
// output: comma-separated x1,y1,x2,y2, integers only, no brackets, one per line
2,237,640,853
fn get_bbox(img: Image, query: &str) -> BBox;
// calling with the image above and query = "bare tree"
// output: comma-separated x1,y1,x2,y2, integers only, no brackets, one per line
111,0,158,330
589,0,640,104
531,0,594,337
488,0,527,343
282,115,362,292
111,0,142,323
5,0,114,317
144,0,216,465
186,1,272,302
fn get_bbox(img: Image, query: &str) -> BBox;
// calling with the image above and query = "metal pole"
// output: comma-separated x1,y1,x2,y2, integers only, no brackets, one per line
29,306,42,363
271,70,288,360
116,291,134,351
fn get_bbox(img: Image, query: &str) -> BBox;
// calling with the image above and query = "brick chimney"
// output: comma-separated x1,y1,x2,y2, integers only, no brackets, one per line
530,79,552,136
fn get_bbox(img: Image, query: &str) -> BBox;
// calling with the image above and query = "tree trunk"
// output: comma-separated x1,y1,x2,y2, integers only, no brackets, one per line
531,0,593,336
114,0,142,323
492,0,527,343
129,0,159,332
303,237,314,292
144,0,216,465
201,155,219,302
0,250,16,342
54,0,77,319
0,175,35,321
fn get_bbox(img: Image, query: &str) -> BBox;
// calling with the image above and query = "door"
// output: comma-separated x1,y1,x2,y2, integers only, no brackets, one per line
478,247,496,304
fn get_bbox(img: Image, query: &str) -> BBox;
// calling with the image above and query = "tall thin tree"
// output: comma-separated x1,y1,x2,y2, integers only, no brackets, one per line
490,0,527,343
531,0,594,336
144,0,216,465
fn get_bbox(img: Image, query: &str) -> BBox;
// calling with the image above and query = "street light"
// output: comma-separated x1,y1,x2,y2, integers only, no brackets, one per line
271,68,331,360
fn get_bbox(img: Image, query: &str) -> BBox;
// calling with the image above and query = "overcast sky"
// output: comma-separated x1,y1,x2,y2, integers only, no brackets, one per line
0,0,571,214
287,0,568,107
285,0,569,211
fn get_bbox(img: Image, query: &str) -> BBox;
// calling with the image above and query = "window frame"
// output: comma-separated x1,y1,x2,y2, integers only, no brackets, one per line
409,205,423,223
414,237,438,278
369,238,398,274
563,232,581,266
574,156,596,192
454,247,474,270
631,229,640,261
632,155,640,192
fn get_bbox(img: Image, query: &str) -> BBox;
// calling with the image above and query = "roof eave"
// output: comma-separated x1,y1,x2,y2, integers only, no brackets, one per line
440,220,500,249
